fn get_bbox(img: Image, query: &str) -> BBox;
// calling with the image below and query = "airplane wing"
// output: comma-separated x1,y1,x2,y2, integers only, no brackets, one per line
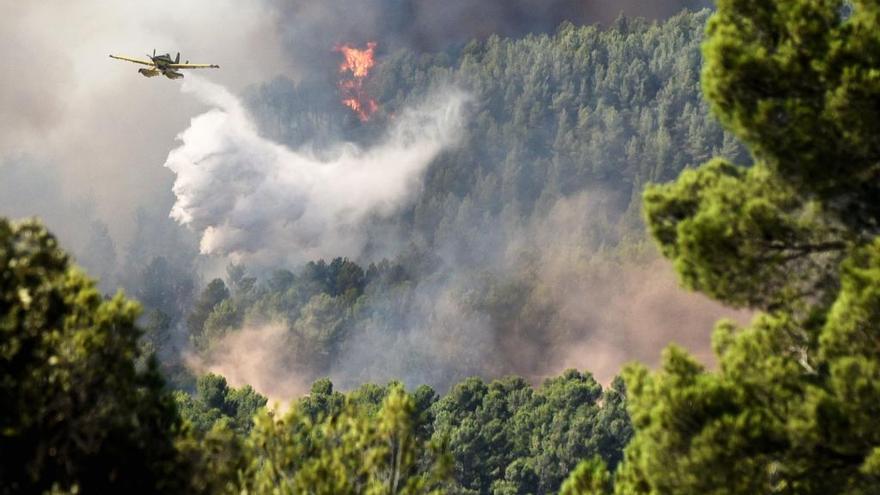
109,54,154,66
168,63,220,69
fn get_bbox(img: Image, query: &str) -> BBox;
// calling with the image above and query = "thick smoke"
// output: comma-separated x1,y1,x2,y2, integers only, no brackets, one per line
186,322,313,402
329,192,751,388
519,195,752,382
269,0,712,75
0,0,711,269
3,0,737,399
0,0,711,255
165,76,467,264
191,192,749,400
0,0,293,250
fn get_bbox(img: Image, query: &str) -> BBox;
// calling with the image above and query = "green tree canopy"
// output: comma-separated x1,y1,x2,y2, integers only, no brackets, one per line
0,219,189,494
175,373,268,435
239,384,451,494
592,1,880,493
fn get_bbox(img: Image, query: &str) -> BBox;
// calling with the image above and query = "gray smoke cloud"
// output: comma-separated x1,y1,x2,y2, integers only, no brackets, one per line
188,191,749,400
521,193,754,383
2,0,733,399
0,0,292,246
0,0,710,264
186,322,313,403
269,0,712,76
165,76,468,265
331,192,751,389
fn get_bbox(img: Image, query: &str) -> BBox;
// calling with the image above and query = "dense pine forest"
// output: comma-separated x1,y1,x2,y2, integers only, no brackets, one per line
249,9,745,249
4,1,880,493
134,10,746,396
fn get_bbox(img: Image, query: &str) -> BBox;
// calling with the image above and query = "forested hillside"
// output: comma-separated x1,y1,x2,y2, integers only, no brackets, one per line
0,217,631,493
249,10,745,260
150,10,746,397
568,0,880,492
8,1,879,493
176,370,630,494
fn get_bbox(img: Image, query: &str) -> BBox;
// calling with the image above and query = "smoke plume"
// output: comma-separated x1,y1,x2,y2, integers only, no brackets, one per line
186,322,312,403
269,0,712,76
0,1,294,246
164,76,467,264
1,0,711,264
3,0,737,399
497,193,752,383
185,192,749,400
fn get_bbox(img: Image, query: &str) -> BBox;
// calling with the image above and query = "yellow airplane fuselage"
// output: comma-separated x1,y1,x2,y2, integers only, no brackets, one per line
109,51,218,80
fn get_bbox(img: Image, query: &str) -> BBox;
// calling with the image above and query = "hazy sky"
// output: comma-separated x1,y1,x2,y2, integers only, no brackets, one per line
0,0,293,240
0,0,708,244
0,0,730,395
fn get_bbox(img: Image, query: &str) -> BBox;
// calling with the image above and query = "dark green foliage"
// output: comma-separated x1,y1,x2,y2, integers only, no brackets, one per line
249,10,745,261
188,278,231,349
300,258,368,298
602,1,880,493
135,255,195,322
559,458,612,495
701,0,880,233
593,377,632,470
297,377,348,420
238,373,630,494
431,371,631,494
175,373,268,435
241,384,452,494
643,159,848,311
0,218,190,494
0,216,634,493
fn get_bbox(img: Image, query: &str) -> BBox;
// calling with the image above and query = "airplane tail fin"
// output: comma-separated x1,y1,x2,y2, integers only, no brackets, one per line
175,52,180,63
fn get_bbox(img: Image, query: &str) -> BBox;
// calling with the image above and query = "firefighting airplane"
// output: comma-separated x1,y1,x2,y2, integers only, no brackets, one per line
109,49,219,79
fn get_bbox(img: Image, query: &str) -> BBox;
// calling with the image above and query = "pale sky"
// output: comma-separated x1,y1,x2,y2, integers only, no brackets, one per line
0,0,293,240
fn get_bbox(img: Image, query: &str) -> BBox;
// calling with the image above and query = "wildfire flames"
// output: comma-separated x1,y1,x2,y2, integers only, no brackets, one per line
335,42,379,121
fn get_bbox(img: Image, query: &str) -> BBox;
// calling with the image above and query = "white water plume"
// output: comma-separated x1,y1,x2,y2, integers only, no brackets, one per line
164,76,467,264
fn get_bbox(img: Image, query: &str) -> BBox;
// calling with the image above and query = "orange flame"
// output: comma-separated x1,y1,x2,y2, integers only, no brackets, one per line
334,42,379,121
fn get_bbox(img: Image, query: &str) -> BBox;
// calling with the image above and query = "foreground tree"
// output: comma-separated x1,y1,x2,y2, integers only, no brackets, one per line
573,0,880,493
240,384,451,494
0,219,190,493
